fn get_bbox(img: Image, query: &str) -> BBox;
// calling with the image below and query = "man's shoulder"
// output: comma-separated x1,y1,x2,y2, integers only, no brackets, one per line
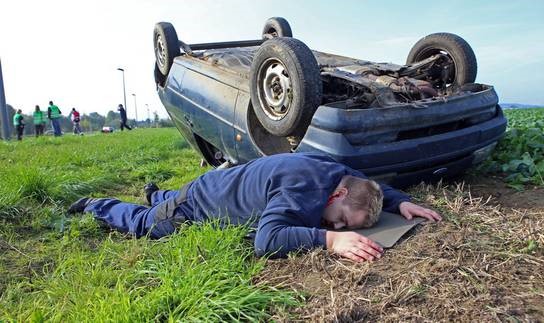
253,153,344,179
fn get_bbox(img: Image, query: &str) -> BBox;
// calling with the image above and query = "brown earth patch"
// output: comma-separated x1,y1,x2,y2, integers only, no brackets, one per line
259,182,544,322
463,175,544,210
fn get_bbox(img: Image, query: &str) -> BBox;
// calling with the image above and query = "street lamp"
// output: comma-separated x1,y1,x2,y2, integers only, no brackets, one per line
131,93,139,126
117,68,127,118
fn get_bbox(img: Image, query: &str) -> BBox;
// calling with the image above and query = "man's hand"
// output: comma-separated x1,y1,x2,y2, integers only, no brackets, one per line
326,231,383,262
399,201,442,222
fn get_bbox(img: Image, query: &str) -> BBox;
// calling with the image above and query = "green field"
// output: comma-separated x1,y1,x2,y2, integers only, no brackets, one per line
480,108,544,188
1,108,543,321
0,129,298,321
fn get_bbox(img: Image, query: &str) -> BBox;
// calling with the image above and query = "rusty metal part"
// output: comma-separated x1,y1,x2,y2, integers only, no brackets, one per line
286,136,299,146
398,54,443,77
321,70,397,106
374,75,397,87
363,73,438,100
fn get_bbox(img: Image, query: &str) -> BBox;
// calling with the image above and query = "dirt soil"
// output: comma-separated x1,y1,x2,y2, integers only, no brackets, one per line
258,179,544,322
466,175,544,210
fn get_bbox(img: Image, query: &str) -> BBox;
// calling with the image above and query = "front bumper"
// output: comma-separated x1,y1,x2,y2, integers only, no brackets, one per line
296,87,507,188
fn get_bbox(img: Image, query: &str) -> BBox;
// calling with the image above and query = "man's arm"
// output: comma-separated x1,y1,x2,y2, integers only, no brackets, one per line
398,201,442,222
47,107,51,119
379,182,411,213
255,219,383,262
254,193,383,261
326,231,383,262
254,222,326,258
254,192,326,258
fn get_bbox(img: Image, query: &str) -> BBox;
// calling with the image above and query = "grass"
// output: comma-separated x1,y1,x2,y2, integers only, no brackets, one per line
1,222,297,321
1,113,543,321
0,129,299,321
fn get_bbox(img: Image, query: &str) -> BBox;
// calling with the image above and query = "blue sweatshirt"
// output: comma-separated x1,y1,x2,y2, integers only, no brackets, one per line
183,153,410,258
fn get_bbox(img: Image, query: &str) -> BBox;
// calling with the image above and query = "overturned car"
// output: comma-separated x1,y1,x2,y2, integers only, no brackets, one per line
154,17,506,188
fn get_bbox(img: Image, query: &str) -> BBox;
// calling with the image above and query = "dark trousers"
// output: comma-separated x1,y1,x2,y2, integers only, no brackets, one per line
15,125,24,140
51,119,62,136
120,120,132,131
73,122,82,134
84,184,192,238
35,124,44,137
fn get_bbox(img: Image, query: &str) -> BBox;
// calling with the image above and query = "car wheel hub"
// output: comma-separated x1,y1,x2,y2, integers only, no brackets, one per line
155,35,166,68
258,59,292,120
418,49,456,89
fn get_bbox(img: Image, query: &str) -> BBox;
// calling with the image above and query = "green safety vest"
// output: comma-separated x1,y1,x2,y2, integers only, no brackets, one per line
13,113,22,126
49,105,61,119
33,111,44,124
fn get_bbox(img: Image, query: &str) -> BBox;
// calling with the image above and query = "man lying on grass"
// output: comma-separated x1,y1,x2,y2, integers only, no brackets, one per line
69,153,441,262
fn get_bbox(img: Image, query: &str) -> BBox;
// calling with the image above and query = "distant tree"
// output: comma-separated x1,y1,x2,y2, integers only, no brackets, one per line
158,118,174,128
105,110,121,128
80,118,91,132
59,116,72,134
87,112,106,130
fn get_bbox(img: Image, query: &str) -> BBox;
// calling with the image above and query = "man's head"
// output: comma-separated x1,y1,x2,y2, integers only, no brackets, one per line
35,105,40,111
118,104,123,108
49,101,53,105
321,176,383,230
72,108,76,111
16,109,22,114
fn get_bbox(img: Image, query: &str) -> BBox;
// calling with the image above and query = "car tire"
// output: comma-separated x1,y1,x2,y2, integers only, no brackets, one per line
406,33,477,87
250,37,322,137
262,17,293,39
153,22,181,77
154,63,166,87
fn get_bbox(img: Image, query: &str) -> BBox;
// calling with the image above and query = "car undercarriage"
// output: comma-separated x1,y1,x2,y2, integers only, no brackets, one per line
153,17,506,187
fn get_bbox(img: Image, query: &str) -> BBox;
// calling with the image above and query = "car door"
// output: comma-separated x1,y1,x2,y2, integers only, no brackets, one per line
168,60,238,161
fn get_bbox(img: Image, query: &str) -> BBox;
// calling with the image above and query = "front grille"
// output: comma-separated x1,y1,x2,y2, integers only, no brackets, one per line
397,119,470,141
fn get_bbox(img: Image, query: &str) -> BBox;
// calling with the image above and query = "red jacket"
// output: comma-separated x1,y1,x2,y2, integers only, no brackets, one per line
72,110,80,122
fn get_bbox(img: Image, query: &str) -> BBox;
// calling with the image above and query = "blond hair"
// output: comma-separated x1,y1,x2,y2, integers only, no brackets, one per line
338,176,383,228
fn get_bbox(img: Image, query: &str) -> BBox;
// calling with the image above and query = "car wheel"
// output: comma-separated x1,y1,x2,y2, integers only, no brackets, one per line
154,63,166,87
250,37,322,137
153,22,181,77
262,17,293,39
406,33,477,88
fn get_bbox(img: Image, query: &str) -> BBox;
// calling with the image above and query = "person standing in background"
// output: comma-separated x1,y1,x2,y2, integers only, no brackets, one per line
68,107,83,135
117,104,132,131
48,100,62,136
13,109,25,141
33,105,45,137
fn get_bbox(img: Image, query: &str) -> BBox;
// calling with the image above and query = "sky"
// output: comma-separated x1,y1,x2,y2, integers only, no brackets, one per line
0,0,543,119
